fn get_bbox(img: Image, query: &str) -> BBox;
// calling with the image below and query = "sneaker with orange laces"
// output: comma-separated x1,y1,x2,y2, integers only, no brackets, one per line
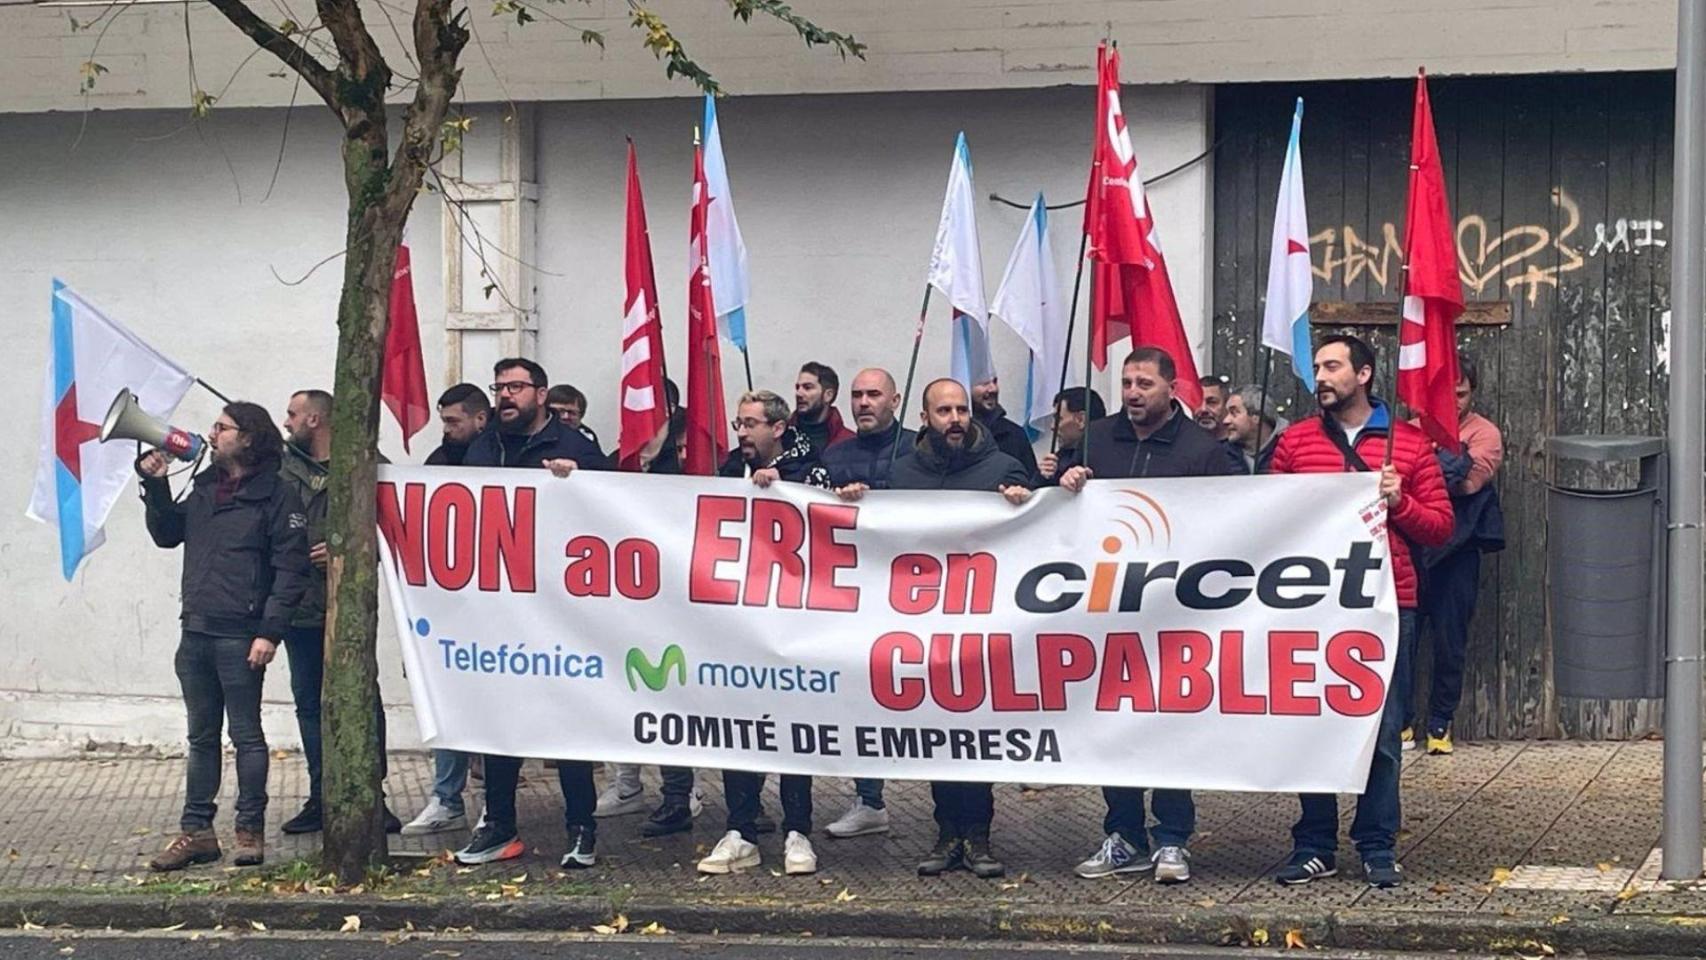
149,829,221,872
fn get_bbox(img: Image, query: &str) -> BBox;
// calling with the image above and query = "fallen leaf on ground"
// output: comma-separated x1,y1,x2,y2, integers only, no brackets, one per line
339,915,361,933
590,925,617,936
1284,929,1307,949
1616,887,1640,902
612,914,629,933
249,921,266,931
1250,928,1270,947
20,922,42,931
509,873,527,883
1194,897,1217,909
1596,861,1615,873
1490,867,1513,885
834,888,858,902
1429,883,1453,895
998,872,1030,891
639,921,669,935
1550,914,1571,924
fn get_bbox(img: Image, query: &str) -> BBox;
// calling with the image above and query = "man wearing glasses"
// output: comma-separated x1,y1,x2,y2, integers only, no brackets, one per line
455,357,611,869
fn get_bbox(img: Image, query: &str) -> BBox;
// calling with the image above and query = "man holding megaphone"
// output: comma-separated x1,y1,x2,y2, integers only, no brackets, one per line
129,401,311,872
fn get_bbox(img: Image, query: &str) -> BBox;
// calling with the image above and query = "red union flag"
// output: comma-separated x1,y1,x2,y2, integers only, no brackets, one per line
1083,43,1201,409
618,142,669,471
683,143,729,476
1398,70,1463,453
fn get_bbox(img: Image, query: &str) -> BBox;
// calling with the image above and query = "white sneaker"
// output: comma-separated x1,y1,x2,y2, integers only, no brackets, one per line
689,787,705,818
594,782,648,818
401,798,468,836
784,830,819,875
1153,844,1192,884
697,830,761,875
825,801,890,838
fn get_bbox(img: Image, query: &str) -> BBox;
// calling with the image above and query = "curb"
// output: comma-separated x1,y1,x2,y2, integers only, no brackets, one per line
3,892,1703,956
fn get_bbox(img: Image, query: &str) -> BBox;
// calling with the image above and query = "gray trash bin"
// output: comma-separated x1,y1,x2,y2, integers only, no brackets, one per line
1545,435,1667,699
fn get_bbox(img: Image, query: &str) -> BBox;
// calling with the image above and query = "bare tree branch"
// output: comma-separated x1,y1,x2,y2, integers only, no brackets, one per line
203,0,339,111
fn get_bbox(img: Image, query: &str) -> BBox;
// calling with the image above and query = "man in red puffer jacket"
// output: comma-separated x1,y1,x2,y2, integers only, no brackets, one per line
1265,334,1452,890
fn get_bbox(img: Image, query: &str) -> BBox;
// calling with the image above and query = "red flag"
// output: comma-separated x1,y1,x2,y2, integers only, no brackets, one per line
683,144,729,476
1398,70,1463,453
1083,43,1201,408
618,143,670,471
382,245,430,453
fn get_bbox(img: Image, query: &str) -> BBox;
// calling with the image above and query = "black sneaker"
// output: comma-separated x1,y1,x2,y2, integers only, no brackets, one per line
384,806,403,834
917,832,964,877
281,800,322,835
641,801,693,838
455,823,524,865
560,826,597,869
1274,850,1338,885
1363,858,1404,888
963,830,1005,879
754,813,777,835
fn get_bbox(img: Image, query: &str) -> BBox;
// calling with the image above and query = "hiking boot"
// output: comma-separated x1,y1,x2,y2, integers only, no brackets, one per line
1074,831,1150,879
826,801,890,838
1152,845,1191,884
455,823,525,865
964,830,1005,879
697,831,760,875
560,825,597,869
149,829,220,872
232,829,265,867
1274,850,1337,885
641,799,693,837
783,831,819,875
280,799,322,835
402,798,468,835
917,832,963,876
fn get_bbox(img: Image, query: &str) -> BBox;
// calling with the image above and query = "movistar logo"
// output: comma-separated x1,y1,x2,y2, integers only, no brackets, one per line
625,644,687,692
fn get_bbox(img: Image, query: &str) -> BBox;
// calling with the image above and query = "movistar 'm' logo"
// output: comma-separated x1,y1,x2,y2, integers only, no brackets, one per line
625,644,687,692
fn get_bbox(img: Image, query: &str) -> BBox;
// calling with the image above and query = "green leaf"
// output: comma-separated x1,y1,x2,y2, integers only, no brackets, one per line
580,29,604,49
191,89,218,118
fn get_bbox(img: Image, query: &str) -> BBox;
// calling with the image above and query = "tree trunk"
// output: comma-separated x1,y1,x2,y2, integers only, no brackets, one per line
321,118,406,883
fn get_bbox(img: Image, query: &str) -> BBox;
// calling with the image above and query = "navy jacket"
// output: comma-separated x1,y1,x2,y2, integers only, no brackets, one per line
820,423,916,489
463,416,612,471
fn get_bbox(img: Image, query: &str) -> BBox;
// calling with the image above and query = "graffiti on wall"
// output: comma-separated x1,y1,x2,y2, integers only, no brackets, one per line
1310,187,1667,306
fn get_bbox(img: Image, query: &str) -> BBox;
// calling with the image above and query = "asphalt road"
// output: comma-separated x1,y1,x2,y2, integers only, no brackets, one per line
0,931,1501,960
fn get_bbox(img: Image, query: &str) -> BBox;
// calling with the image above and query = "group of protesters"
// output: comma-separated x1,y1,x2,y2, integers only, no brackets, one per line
135,332,1505,891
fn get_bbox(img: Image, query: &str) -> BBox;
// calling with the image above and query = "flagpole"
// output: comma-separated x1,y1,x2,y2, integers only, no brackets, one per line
1080,260,1096,473
1050,231,1091,454
890,285,934,471
1253,351,1272,476
740,348,754,392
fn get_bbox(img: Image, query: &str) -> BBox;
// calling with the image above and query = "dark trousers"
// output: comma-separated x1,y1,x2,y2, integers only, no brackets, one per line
282,623,388,803
1414,549,1482,732
482,754,596,836
660,766,695,803
1291,609,1415,860
175,631,268,833
929,781,994,836
724,771,812,842
1102,787,1195,850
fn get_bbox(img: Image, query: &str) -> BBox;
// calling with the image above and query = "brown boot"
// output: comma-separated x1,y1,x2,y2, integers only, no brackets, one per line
149,829,220,872
232,829,265,867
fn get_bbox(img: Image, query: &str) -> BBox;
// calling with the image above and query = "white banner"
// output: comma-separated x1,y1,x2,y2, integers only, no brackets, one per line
377,468,1397,794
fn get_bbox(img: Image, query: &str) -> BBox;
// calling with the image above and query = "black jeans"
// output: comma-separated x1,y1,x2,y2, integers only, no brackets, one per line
282,623,388,803
724,771,812,842
930,781,993,836
1414,549,1482,732
660,766,695,804
481,755,595,836
175,631,268,833
1101,787,1195,850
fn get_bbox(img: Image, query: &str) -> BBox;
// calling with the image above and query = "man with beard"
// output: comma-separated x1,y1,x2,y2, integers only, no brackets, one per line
970,377,1040,483
790,362,854,452
1196,375,1230,440
277,390,400,836
454,358,610,870
1036,387,1105,485
844,379,1030,879
699,390,831,878
424,384,490,466
1058,347,1234,885
1222,384,1287,474
138,402,309,871
817,367,914,840
1266,334,1451,888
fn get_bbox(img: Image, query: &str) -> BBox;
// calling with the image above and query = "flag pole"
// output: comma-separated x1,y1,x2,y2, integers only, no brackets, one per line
1079,260,1096,473
1253,350,1272,476
741,348,753,392
1049,230,1091,454
890,285,934,470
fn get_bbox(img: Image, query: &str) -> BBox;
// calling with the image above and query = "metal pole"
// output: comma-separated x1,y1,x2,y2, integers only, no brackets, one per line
741,347,754,392
1050,230,1091,454
890,284,934,471
1662,0,1705,882
1253,351,1272,476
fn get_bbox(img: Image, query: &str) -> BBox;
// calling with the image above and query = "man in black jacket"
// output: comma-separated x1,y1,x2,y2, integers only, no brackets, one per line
424,384,490,467
970,376,1040,483
1037,386,1105,486
851,379,1030,879
1059,347,1236,886
717,389,830,487
455,358,609,871
139,401,310,872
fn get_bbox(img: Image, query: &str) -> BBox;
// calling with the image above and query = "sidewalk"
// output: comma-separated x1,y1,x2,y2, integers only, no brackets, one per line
2,741,1704,953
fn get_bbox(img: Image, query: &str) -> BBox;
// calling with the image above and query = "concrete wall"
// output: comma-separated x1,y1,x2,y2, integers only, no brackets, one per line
0,0,1677,114
0,107,443,755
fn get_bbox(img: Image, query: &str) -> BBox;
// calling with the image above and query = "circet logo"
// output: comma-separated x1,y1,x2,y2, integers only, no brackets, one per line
625,644,687,692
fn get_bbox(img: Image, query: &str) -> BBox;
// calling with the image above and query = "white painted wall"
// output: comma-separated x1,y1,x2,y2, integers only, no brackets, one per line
533,86,1213,443
0,107,444,755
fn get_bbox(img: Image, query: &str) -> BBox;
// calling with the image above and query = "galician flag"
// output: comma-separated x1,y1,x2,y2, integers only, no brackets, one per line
928,133,993,390
1260,98,1315,390
702,94,751,353
991,193,1071,437
28,281,194,579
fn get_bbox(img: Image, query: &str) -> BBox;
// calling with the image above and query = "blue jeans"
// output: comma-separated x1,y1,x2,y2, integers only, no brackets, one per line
854,778,885,810
433,750,469,814
1102,787,1194,850
1291,609,1415,860
725,771,811,842
175,631,268,833
1414,549,1481,732
282,623,388,802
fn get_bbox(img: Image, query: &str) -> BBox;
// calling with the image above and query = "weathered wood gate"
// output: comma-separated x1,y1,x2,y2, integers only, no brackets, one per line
1211,73,1675,740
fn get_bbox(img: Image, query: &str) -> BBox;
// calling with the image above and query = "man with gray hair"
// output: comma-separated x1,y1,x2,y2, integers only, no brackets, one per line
1223,384,1288,474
